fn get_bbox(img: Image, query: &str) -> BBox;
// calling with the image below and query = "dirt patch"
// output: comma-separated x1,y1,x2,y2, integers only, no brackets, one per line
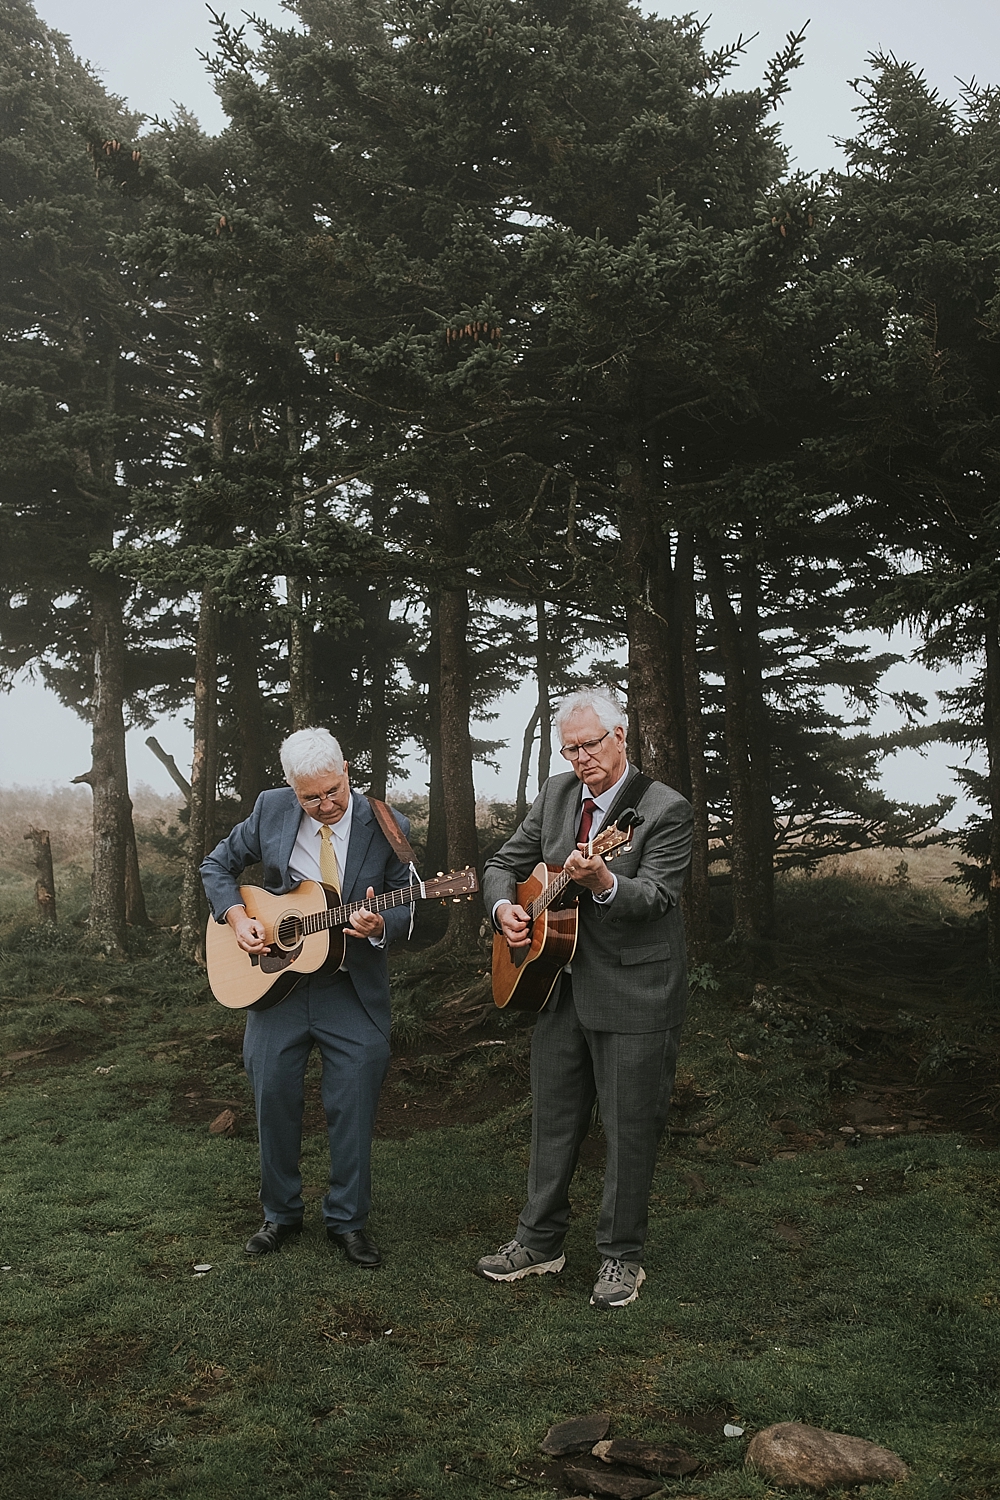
316,1303,402,1344
375,1053,528,1137
830,1052,1000,1149
2,1037,97,1070
169,1076,250,1130
51,1334,150,1388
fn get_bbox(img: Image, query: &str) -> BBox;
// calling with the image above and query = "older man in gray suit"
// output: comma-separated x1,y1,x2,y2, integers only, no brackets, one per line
477,689,692,1309
200,726,411,1266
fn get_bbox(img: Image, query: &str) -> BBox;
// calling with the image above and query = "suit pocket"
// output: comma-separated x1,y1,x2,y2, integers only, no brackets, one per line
620,942,671,965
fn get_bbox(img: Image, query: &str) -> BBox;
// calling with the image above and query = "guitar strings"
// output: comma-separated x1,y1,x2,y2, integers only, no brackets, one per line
526,823,631,921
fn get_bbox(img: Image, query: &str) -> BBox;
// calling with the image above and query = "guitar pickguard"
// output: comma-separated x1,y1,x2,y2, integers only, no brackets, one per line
259,944,303,973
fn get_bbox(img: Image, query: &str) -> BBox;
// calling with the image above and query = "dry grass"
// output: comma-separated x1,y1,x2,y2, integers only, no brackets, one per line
794,840,973,911
0,782,182,878
0,784,185,929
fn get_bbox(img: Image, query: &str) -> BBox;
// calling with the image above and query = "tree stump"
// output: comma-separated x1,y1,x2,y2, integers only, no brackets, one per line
24,828,56,924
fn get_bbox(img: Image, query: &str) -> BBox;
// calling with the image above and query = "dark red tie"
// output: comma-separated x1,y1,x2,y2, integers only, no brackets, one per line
578,797,599,847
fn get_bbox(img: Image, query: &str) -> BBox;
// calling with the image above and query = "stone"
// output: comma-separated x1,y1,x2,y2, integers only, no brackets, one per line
562,1462,662,1499
746,1422,909,1491
208,1109,237,1136
540,1414,611,1457
593,1438,699,1477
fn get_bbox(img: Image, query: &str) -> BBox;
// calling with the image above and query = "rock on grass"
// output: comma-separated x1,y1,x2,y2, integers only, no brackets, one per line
592,1438,699,1477
539,1414,611,1456
746,1422,909,1491
562,1461,662,1498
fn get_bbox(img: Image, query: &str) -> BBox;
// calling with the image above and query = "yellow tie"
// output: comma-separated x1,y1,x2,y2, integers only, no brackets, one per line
318,825,342,894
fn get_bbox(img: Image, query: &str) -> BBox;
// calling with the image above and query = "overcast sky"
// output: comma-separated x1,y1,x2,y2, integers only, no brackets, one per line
32,0,1000,168
6,2,993,806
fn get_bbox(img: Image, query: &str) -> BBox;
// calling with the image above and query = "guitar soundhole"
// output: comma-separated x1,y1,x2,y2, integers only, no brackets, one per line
276,915,304,947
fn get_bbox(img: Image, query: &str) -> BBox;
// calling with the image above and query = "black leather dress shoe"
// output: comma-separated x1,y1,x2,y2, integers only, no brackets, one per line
327,1227,382,1267
245,1219,303,1255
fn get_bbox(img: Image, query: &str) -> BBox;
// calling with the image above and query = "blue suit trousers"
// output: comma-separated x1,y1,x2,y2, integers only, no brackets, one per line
243,970,390,1230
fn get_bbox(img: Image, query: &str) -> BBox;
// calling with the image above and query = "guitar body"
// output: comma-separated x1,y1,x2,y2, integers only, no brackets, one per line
205,880,345,1011
492,863,579,1012
205,867,480,1011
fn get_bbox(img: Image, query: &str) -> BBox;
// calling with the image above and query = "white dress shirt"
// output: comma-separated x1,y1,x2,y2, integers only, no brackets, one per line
288,797,354,887
576,759,632,905
493,760,632,924
288,799,387,950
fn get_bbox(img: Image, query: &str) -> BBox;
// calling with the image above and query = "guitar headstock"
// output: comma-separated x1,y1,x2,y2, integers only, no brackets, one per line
426,867,480,899
589,812,645,864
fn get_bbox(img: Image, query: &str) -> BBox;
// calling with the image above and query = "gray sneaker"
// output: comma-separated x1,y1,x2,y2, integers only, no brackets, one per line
475,1238,566,1281
591,1257,646,1309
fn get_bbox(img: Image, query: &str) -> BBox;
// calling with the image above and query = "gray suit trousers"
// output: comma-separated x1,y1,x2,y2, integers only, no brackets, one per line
517,979,680,1262
243,969,390,1230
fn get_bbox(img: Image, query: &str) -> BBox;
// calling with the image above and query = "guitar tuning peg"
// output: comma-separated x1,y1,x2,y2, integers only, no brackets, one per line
437,871,444,877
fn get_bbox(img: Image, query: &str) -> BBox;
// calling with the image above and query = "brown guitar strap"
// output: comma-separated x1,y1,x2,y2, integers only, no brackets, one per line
366,796,420,870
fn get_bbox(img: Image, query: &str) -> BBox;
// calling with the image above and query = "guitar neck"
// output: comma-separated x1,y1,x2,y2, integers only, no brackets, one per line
528,868,574,919
303,884,417,936
524,818,636,919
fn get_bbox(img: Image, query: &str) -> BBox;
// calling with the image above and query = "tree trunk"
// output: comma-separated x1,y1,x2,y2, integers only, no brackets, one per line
535,599,552,790
229,617,267,818
287,407,313,730
180,585,218,958
124,796,150,927
437,586,481,942
675,533,711,955
424,596,448,877
24,828,56,924
618,465,682,787
367,590,391,800
145,736,192,802
702,540,770,947
985,611,1000,980
739,545,775,940
516,705,540,825
76,582,131,957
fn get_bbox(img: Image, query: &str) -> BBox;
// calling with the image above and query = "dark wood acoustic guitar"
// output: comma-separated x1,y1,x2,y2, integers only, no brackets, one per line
206,870,478,1011
491,812,643,1012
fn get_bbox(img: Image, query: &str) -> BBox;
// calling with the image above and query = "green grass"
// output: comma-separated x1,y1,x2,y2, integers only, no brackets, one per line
2,876,1000,1498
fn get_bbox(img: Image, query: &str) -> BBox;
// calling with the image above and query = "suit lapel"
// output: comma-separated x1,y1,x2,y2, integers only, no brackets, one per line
557,774,583,858
343,791,376,898
277,789,304,887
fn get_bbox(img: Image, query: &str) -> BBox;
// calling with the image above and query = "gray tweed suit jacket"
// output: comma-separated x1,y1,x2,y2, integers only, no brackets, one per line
483,768,692,1033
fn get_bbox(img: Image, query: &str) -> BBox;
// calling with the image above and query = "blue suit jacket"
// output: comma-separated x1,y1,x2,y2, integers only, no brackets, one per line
199,788,412,1037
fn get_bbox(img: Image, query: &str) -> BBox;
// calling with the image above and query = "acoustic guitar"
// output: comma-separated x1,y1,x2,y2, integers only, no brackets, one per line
206,870,479,1011
491,812,643,1012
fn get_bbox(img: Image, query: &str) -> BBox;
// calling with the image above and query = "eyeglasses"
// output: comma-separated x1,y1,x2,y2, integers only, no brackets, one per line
299,786,344,808
559,731,611,761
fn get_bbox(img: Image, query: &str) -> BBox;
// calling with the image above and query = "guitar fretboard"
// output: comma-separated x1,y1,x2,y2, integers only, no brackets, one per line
527,868,574,920
302,884,419,936
524,820,633,921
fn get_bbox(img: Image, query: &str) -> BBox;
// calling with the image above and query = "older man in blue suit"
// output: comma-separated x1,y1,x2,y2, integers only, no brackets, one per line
200,727,412,1266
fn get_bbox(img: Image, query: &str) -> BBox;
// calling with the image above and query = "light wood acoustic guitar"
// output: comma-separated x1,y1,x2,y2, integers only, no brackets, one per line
206,870,479,1011
491,812,644,1012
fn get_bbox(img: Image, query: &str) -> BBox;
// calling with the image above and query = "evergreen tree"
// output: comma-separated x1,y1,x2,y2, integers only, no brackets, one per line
834,56,1000,972
0,0,155,953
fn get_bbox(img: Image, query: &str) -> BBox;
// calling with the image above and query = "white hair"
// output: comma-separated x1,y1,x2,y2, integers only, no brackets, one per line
280,727,345,785
554,688,628,738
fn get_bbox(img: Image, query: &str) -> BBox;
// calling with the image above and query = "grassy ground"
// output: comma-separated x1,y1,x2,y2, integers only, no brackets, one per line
2,824,1000,1498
